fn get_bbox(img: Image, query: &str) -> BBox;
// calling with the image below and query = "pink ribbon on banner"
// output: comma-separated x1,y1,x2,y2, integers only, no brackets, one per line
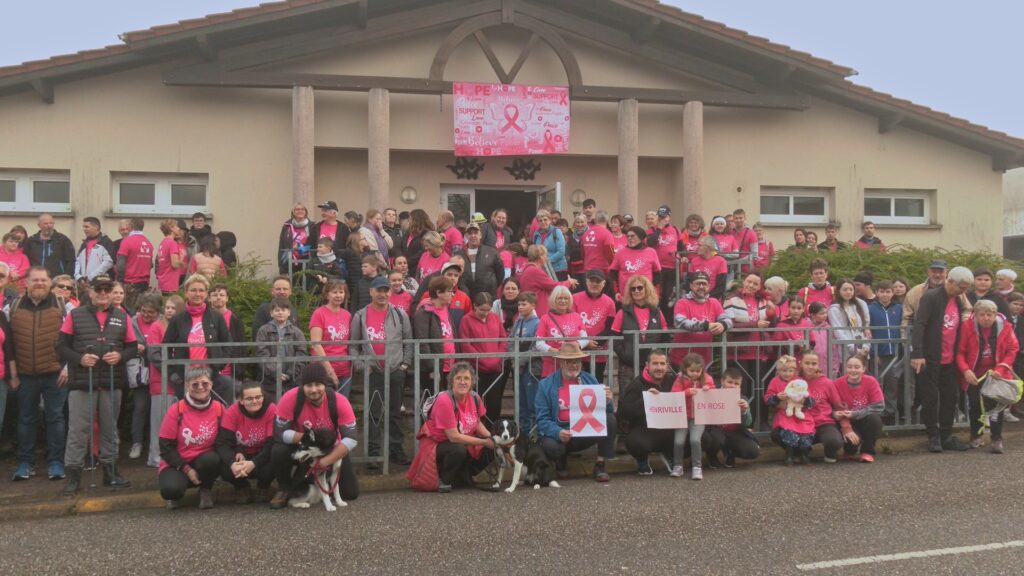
500,104,525,133
559,91,568,106
571,388,605,434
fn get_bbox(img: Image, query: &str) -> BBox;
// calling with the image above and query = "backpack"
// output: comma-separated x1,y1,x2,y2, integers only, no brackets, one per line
176,399,224,427
421,389,482,433
293,387,339,432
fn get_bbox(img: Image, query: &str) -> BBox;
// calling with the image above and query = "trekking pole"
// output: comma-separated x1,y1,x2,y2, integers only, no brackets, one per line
86,344,97,489
106,343,119,488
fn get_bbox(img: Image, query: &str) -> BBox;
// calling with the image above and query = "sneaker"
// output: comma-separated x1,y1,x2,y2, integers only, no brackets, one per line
942,436,970,452
969,437,984,449
669,465,685,478
437,483,452,494
636,459,653,476
166,499,182,510
859,453,875,463
128,443,143,459
12,463,31,481
991,440,1005,454
823,456,837,464
269,491,290,509
198,488,214,510
691,466,703,481
47,462,66,480
928,436,943,453
592,462,610,483
1004,412,1020,423
705,455,722,469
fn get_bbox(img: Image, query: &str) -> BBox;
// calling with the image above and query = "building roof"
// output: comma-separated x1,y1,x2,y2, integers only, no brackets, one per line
0,0,1021,161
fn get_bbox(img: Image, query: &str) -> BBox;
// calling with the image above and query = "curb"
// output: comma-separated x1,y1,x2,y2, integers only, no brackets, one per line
0,428,1003,522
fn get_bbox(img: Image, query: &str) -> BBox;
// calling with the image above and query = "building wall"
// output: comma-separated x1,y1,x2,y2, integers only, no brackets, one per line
0,22,1005,269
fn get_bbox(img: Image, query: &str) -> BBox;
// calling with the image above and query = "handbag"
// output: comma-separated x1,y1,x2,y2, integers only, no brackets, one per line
979,364,1024,407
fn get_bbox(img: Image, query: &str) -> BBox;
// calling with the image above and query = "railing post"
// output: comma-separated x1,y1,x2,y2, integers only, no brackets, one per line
382,342,390,476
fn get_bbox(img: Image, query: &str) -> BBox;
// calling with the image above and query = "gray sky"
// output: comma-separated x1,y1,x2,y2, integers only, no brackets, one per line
2,1,1020,138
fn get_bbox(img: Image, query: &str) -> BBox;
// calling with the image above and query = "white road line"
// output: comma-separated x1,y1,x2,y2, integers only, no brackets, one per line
796,540,1024,571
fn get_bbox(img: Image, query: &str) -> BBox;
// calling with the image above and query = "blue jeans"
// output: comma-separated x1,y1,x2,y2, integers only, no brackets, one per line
517,370,539,433
16,374,68,466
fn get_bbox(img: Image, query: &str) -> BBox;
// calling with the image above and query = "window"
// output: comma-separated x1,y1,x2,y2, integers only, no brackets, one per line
112,173,208,215
759,187,831,225
0,170,72,212
863,189,932,225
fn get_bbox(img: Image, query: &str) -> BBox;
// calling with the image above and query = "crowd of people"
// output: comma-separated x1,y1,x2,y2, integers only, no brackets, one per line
0,198,1021,506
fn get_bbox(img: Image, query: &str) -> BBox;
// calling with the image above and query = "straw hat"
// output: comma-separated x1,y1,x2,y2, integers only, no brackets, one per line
555,342,589,361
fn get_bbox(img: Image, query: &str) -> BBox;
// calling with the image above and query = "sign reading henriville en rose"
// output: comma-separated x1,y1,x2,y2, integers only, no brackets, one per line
453,82,570,157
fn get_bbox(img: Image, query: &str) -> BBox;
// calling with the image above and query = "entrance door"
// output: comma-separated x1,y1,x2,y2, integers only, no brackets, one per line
476,189,536,241
441,187,474,224
538,182,561,212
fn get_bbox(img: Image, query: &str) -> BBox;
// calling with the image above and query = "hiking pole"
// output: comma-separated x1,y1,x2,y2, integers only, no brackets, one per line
86,345,97,489
106,342,120,489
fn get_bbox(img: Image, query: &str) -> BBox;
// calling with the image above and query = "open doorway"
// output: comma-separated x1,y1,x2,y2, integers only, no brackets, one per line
475,189,536,241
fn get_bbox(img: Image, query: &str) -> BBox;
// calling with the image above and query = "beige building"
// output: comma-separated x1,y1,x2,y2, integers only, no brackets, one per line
1,0,1022,265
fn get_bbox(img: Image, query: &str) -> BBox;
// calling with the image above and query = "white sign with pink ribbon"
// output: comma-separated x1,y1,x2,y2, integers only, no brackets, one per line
453,82,570,157
569,384,607,437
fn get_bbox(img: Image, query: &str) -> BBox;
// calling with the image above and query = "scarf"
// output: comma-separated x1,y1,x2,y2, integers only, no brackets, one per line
289,218,309,228
499,297,518,330
186,303,207,317
317,251,337,264
184,392,212,410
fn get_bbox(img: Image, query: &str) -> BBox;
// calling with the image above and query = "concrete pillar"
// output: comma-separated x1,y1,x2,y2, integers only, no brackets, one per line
617,98,638,217
368,87,390,211
682,100,704,216
291,86,315,208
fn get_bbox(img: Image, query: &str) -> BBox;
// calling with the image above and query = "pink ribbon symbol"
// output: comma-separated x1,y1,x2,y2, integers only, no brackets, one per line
571,388,605,434
500,104,525,133
559,91,568,106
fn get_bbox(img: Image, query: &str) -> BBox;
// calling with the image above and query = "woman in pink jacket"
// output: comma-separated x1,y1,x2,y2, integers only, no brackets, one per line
459,292,509,426
516,244,576,317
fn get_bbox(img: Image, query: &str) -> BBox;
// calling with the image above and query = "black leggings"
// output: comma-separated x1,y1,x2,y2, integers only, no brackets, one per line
478,371,508,427
771,423,842,459
159,451,221,501
435,441,495,487
270,442,360,501
966,383,1004,440
845,414,883,455
220,458,276,489
705,427,761,460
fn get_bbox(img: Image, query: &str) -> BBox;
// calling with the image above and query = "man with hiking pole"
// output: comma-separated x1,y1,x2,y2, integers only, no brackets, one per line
58,275,137,495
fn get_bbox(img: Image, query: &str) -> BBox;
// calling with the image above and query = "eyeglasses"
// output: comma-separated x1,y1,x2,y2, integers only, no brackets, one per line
189,380,212,389
242,395,264,403
56,284,72,290
630,285,646,292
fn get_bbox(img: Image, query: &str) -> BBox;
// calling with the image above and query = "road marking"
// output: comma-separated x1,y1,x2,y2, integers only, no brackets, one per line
796,540,1024,571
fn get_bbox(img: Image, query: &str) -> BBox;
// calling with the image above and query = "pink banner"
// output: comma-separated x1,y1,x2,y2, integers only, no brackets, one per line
453,82,570,156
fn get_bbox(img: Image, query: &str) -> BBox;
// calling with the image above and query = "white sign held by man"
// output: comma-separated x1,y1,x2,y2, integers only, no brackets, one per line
642,391,688,429
693,388,742,426
569,384,607,437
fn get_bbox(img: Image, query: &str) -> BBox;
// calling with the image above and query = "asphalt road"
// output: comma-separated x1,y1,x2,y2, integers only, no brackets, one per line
3,444,1023,576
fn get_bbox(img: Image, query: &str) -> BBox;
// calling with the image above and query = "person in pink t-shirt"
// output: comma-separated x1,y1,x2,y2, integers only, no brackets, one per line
833,354,885,462
156,219,187,295
158,366,223,510
387,270,413,315
115,219,154,309
437,210,464,254
417,231,449,283
0,232,30,291
579,221,614,279
425,363,495,492
608,226,661,299
535,286,588,377
217,381,277,504
572,270,617,383
309,279,352,396
459,293,508,425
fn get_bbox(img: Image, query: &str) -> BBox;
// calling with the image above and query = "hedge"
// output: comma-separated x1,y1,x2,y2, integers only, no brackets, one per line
763,244,1024,294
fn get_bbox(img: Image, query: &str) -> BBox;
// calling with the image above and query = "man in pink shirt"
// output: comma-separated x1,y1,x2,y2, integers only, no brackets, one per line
648,205,680,315
579,218,613,279
116,218,154,311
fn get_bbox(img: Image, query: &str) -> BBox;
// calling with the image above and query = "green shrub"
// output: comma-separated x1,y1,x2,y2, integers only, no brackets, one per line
763,245,1024,294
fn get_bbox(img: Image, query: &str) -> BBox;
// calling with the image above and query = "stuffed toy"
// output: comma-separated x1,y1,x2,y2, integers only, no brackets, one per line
783,378,809,420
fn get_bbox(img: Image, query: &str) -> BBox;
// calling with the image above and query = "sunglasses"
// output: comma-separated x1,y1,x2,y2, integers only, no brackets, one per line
56,284,73,290
630,285,646,292
93,287,113,293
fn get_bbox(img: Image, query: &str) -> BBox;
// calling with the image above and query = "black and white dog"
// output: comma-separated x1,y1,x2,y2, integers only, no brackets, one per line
491,419,560,492
290,424,347,511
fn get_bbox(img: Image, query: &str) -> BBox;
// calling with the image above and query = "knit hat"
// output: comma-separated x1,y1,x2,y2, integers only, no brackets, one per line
300,363,332,387
628,226,647,241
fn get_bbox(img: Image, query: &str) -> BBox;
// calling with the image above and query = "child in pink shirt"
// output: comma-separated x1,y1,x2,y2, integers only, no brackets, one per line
764,355,815,465
670,353,715,480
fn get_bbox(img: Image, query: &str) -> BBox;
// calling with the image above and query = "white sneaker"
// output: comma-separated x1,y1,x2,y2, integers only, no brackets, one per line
669,465,685,478
1003,412,1020,423
128,443,143,459
691,466,703,481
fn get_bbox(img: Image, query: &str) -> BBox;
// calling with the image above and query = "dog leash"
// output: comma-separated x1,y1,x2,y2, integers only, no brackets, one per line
306,458,341,495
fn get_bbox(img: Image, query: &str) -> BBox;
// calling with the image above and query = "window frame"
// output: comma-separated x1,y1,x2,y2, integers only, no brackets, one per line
0,170,72,213
862,188,933,225
111,172,209,215
758,186,832,225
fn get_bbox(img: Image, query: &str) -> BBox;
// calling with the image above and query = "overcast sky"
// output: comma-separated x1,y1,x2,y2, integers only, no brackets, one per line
2,1,1020,137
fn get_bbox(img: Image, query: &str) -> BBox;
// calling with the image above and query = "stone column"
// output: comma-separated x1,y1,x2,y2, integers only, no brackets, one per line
617,98,638,217
291,86,315,208
368,87,390,210
681,100,704,216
